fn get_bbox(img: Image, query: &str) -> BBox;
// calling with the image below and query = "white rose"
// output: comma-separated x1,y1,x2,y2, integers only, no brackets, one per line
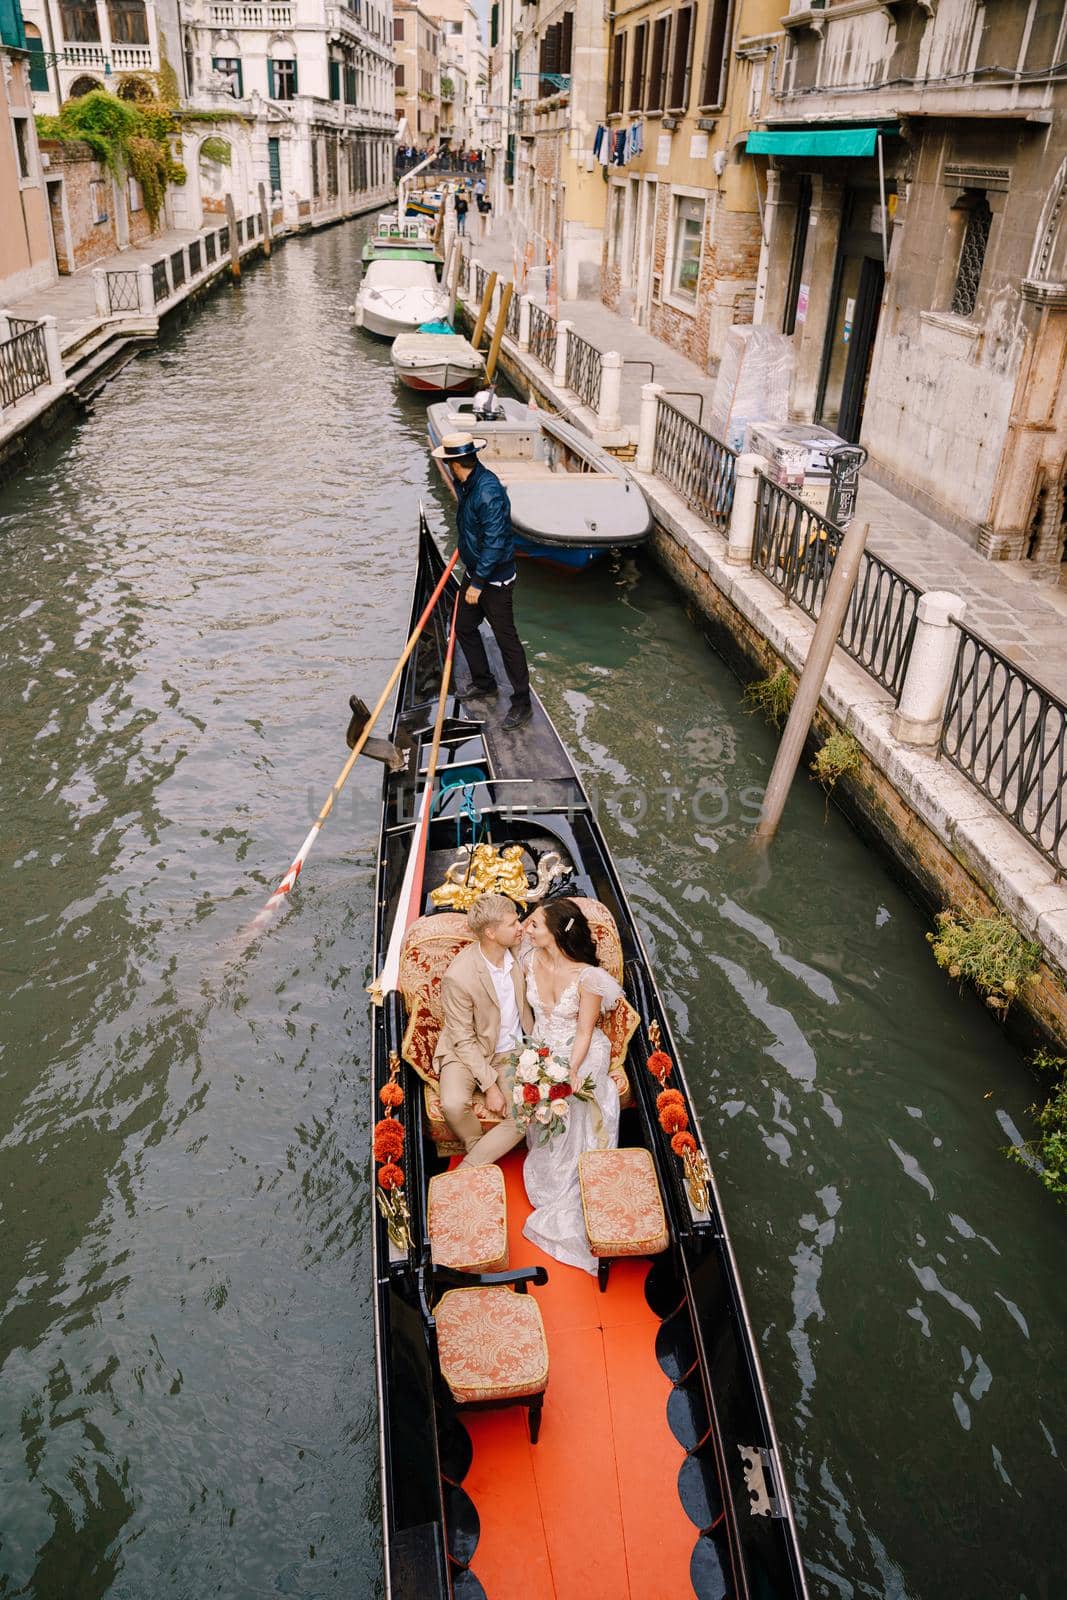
535,1104,553,1124
512,1086,525,1106
547,1058,569,1083
552,1098,569,1118
516,1060,539,1085
518,1049,538,1070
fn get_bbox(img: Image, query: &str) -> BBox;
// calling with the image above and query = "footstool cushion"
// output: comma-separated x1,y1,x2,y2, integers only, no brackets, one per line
428,1165,509,1273
435,1286,549,1405
578,1147,669,1258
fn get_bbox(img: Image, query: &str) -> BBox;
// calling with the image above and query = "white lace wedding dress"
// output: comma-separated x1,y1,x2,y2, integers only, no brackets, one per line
522,958,623,1273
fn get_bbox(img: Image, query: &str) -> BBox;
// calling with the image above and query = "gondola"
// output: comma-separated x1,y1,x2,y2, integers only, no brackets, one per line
369,514,809,1600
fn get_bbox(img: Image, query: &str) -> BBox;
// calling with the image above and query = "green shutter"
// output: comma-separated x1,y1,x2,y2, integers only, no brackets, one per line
490,2,497,47
28,37,48,91
290,59,298,95
267,58,275,97
329,58,340,99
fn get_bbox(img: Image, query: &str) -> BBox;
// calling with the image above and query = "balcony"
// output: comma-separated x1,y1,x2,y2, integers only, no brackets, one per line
208,2,292,25
59,40,154,68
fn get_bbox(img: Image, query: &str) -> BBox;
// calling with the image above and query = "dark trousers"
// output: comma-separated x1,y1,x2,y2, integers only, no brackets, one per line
455,577,530,707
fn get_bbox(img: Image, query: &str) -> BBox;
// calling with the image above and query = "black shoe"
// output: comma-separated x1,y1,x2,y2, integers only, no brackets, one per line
501,701,532,732
458,679,498,701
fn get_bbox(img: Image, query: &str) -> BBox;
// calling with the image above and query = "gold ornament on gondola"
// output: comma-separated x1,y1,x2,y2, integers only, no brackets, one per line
429,843,568,912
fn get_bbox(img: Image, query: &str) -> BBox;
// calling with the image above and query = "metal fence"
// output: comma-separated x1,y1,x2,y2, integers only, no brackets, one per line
0,321,49,409
189,238,202,276
151,259,170,305
652,396,736,531
753,474,921,701
205,232,217,265
941,628,1067,876
219,225,230,253
505,286,520,341
474,264,488,308
170,249,186,291
529,302,556,373
565,329,602,412
7,315,41,337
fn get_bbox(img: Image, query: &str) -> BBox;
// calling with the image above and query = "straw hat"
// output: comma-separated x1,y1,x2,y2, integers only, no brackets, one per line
430,431,488,461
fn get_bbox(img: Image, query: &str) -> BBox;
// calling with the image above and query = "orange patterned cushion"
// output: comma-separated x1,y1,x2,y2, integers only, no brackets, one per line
435,1286,549,1404
399,914,474,1083
578,1147,669,1258
428,1165,509,1273
423,1079,504,1155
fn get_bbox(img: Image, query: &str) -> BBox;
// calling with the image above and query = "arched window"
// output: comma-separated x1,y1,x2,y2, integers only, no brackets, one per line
107,0,148,45
59,0,100,43
24,23,48,92
66,74,104,97
117,73,153,101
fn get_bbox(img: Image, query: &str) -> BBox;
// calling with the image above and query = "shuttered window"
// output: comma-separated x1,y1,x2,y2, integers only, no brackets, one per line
646,13,671,112
668,5,693,112
628,21,646,112
699,0,732,109
608,31,626,115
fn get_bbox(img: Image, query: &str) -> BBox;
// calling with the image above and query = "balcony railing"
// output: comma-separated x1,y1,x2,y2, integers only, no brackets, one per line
652,396,736,531
208,2,292,23
941,629,1067,877
59,42,154,68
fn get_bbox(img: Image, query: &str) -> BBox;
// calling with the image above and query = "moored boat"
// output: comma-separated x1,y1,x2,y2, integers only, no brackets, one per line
426,394,652,569
391,330,486,395
369,514,810,1600
362,213,442,272
354,259,451,340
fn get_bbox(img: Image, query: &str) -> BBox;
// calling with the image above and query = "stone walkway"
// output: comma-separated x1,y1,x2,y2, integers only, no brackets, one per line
6,225,205,354
467,222,1067,703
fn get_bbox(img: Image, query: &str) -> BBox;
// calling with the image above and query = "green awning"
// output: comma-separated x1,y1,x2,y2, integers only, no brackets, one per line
746,128,886,158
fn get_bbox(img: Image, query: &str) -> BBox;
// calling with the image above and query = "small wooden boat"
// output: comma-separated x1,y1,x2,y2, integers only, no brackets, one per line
363,214,442,272
426,395,652,570
392,330,486,395
369,515,810,1600
354,259,450,340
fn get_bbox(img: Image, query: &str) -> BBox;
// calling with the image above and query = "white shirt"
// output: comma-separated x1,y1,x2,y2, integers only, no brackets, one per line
481,946,522,1055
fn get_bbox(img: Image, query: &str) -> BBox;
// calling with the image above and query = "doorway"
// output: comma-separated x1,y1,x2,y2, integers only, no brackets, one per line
633,178,657,325
816,188,887,442
46,178,72,274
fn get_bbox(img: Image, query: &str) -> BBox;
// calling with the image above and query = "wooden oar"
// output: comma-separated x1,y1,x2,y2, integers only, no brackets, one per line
371,592,460,1003
248,549,459,933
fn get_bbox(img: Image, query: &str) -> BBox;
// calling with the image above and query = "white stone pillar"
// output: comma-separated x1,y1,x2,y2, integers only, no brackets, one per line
92,269,110,316
635,381,663,472
41,315,64,387
0,309,10,342
891,591,967,746
553,319,571,387
726,453,765,566
596,349,623,431
518,293,532,351
137,263,154,312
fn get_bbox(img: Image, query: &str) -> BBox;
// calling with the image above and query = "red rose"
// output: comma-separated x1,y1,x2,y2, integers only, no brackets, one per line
522,1084,540,1104
537,1048,550,1058
548,1082,572,1101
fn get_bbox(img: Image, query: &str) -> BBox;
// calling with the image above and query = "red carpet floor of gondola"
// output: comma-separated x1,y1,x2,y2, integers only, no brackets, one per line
456,1150,694,1598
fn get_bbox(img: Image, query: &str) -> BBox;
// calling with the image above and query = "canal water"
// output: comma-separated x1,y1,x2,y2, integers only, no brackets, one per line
1,217,1064,1600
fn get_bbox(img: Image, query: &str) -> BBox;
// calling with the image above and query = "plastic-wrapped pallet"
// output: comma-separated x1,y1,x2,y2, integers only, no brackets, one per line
708,326,794,453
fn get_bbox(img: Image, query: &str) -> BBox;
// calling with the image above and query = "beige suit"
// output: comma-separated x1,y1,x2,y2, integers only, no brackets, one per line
433,941,534,1166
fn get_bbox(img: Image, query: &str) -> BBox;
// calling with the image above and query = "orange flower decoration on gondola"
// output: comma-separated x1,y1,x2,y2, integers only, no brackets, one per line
659,1103,689,1136
656,1089,685,1115
373,1119,405,1163
671,1131,697,1157
648,1050,673,1082
379,1082,404,1109
377,1162,404,1191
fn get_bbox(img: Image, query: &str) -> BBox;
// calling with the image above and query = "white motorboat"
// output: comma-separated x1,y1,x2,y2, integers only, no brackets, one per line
353,260,450,340
391,330,485,395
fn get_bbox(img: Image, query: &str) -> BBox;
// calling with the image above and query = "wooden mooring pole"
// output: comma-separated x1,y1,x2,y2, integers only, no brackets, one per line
753,520,871,844
485,282,512,381
258,181,271,259
471,269,497,350
225,193,241,282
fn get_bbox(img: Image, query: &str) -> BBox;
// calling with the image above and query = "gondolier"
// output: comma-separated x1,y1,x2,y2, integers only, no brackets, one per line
430,431,532,732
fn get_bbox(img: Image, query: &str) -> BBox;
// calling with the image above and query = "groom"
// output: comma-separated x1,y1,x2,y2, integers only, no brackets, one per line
434,892,533,1166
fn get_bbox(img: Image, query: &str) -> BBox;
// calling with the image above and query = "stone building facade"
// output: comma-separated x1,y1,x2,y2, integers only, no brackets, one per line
598,0,775,369
393,0,439,145
1,1,56,300
20,0,185,113
39,137,156,270
752,0,1067,565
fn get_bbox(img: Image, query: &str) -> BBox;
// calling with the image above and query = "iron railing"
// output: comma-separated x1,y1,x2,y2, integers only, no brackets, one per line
189,238,202,276
106,270,140,313
151,259,170,305
529,302,556,372
941,629,1067,876
505,286,520,340
474,264,489,307
565,329,602,412
652,396,736,531
0,322,49,409
7,315,41,337
219,225,230,253
236,218,244,243
753,474,921,700
170,249,186,291
205,232,217,265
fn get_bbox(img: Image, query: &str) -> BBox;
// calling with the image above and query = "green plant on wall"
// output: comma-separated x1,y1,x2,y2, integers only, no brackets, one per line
743,670,793,730
926,901,1040,1015
811,730,862,792
36,89,185,226
1008,1053,1067,1204
200,135,232,166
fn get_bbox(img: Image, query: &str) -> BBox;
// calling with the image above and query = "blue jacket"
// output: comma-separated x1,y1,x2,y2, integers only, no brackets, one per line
455,460,516,584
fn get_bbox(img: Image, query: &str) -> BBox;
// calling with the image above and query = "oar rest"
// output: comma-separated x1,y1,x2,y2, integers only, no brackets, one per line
398,903,640,1155
430,1265,550,1443
428,1165,509,1273
578,1147,669,1294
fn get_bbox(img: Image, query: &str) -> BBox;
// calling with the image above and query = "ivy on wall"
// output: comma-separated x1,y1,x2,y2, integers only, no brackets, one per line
36,89,186,226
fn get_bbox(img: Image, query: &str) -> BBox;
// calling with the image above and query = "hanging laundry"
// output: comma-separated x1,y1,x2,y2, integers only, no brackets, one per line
613,129,627,166
631,122,644,157
593,125,604,161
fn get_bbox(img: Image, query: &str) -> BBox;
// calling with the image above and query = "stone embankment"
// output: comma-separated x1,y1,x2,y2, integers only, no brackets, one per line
455,236,1067,1052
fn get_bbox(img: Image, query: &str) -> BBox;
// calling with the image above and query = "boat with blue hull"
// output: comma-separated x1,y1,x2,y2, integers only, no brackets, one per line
427,394,651,570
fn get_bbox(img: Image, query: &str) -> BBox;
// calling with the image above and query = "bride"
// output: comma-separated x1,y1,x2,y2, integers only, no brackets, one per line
520,898,627,1273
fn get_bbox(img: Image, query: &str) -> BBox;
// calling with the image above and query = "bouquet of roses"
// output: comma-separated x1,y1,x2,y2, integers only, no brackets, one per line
508,1041,596,1145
